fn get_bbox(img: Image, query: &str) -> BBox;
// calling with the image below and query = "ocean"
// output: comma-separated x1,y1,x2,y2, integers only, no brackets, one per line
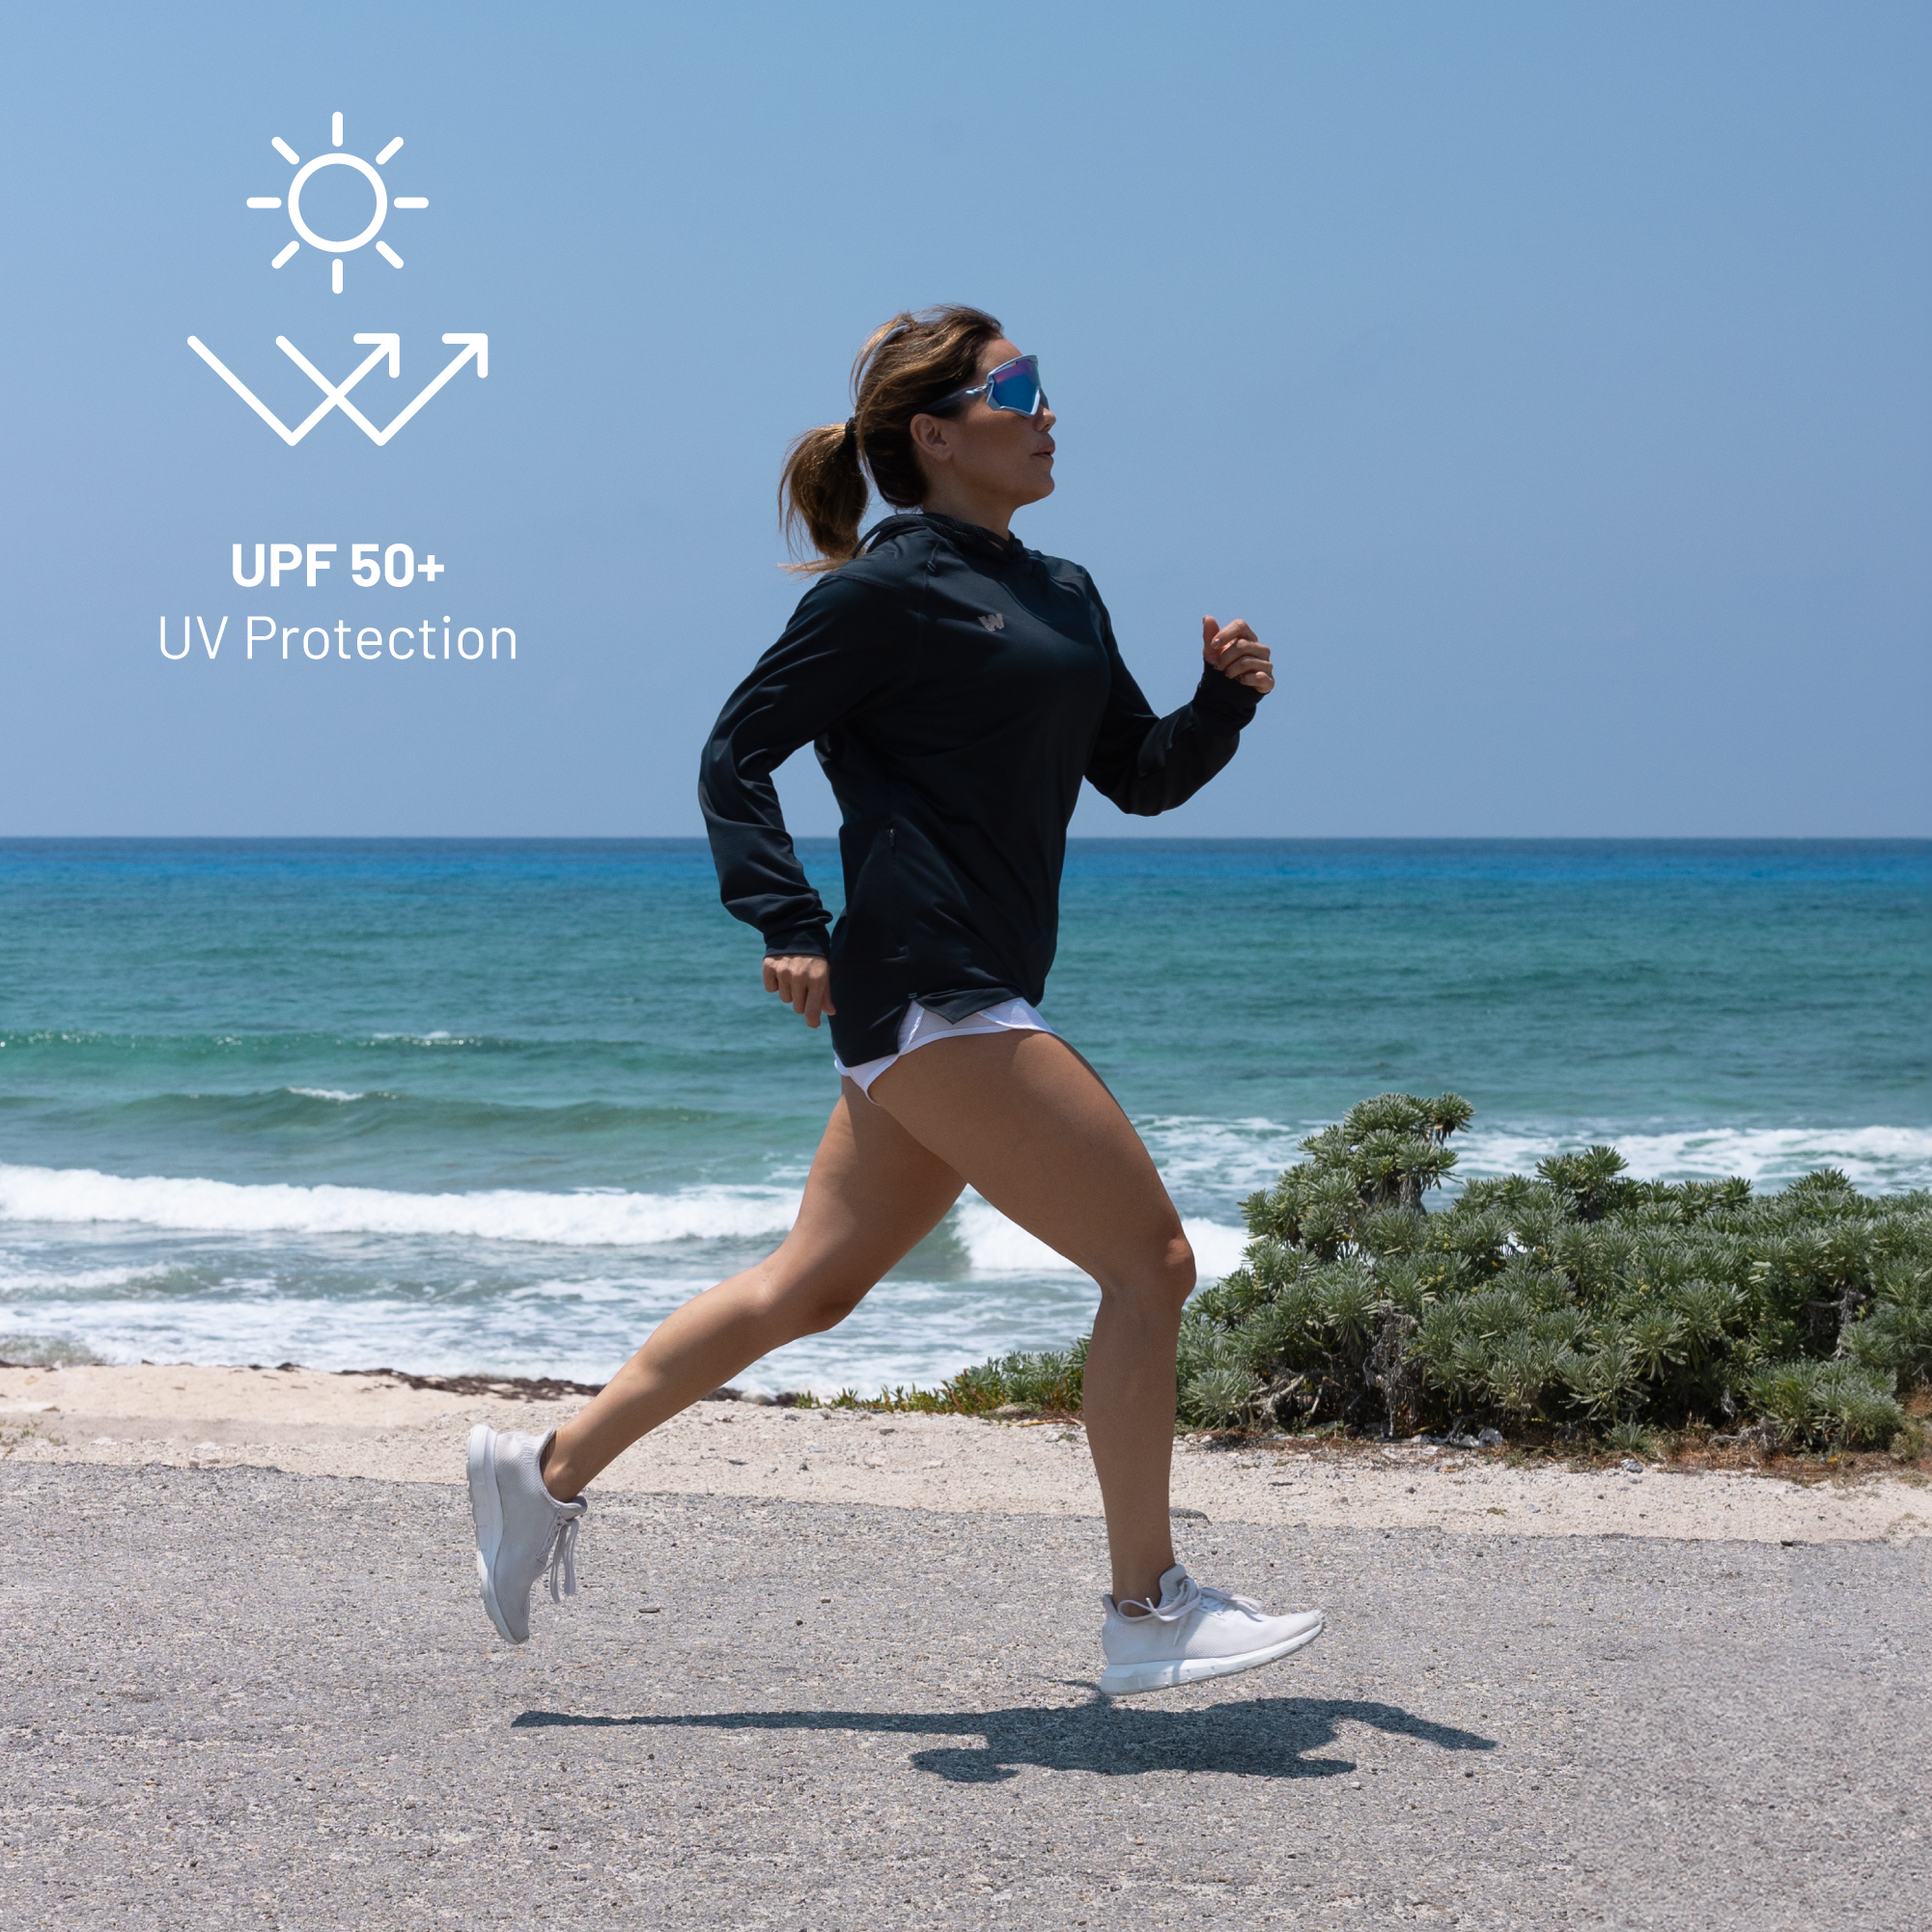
2,839,1927,1392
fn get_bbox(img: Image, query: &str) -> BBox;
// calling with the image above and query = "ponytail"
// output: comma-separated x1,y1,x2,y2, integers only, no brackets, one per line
778,305,1005,574
778,417,869,573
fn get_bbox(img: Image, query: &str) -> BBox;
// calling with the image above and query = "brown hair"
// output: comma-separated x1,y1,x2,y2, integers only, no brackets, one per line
778,305,1005,573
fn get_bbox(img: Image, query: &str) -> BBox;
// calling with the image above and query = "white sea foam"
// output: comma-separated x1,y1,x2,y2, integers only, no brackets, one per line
0,1262,172,1295
1134,1116,1309,1197
1454,1123,1932,1193
287,1088,364,1103
1187,1220,1251,1276
0,1164,802,1247
0,1265,1111,1394
1133,1114,1932,1198
953,1192,1246,1281
0,1162,1252,1287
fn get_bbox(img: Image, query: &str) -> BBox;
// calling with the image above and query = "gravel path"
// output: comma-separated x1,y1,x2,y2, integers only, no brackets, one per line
3,1463,1927,1928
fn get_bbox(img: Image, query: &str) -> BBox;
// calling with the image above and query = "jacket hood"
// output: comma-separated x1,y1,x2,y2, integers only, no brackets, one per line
859,510,1030,570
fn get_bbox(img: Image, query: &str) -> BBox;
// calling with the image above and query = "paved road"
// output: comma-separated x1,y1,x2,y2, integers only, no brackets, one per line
3,1464,1926,1928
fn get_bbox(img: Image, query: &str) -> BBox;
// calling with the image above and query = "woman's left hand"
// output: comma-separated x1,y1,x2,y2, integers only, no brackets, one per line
1202,615,1273,695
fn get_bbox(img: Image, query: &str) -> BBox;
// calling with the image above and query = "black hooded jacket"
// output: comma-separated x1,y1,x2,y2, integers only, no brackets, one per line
699,512,1262,1066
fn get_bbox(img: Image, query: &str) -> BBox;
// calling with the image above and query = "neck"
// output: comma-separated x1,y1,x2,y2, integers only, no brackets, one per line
917,477,1018,539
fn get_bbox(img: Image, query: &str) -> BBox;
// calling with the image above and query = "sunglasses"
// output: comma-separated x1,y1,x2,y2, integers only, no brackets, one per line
922,353,1048,421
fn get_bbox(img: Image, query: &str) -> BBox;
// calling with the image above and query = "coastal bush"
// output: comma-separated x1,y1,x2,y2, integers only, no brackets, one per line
920,1094,1932,1449
1177,1094,1930,1446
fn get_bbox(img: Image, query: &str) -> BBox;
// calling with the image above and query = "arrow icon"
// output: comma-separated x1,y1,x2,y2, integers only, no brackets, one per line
186,333,489,445
352,331,402,378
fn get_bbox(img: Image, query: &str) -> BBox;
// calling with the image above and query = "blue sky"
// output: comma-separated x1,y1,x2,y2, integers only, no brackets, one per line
1,1,1926,836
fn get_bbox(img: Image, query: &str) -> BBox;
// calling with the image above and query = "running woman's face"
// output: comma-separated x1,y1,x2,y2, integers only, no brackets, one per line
909,337,1058,529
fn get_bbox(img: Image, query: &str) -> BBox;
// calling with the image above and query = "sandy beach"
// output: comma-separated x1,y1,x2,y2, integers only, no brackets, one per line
5,1360,1925,1547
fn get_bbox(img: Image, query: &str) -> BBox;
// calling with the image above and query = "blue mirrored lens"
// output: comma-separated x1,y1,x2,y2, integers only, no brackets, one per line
986,355,1043,414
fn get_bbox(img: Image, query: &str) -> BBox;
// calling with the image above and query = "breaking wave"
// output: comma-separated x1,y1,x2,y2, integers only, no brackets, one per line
0,1165,803,1247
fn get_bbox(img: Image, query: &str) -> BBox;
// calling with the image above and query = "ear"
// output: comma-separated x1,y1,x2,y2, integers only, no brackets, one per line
909,411,955,467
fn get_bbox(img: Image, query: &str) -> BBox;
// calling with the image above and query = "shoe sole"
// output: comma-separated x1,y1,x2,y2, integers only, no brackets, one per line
465,1424,518,1644
1099,1615,1324,1697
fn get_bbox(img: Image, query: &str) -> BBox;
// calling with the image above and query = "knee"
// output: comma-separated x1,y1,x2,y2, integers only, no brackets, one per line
752,1267,871,1338
1100,1230,1195,1319
1160,1232,1198,1311
785,1285,868,1336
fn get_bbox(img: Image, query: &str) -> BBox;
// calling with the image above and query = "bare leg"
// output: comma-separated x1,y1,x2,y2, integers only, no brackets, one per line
541,1089,965,1498
867,1031,1191,1607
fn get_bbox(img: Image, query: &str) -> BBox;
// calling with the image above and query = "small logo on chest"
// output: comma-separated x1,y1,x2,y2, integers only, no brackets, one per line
977,611,1005,631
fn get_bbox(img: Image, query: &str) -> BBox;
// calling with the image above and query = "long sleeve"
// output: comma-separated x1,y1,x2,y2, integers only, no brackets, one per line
698,575,902,956
1081,593,1262,817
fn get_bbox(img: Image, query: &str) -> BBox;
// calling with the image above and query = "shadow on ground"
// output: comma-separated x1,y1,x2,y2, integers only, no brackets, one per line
511,1696,1496,1783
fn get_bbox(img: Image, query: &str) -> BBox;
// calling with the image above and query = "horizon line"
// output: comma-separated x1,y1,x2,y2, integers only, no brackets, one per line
2,833,1927,847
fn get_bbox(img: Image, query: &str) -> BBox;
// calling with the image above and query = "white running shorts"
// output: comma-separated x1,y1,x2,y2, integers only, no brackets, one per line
833,997,1054,1099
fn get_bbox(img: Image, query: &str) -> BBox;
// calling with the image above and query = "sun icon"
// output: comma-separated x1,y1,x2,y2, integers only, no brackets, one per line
246,111,428,294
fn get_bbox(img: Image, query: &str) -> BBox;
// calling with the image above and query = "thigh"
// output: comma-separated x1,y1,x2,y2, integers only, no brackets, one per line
868,1031,1184,1288
769,1082,968,1291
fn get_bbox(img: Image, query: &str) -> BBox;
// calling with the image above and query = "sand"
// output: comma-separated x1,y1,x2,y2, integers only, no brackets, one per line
4,1360,1926,1546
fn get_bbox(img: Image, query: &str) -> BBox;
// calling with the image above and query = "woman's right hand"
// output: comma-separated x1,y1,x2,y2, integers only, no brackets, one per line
762,955,836,1028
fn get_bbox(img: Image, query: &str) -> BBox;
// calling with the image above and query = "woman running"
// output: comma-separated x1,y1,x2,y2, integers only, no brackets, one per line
467,306,1324,1695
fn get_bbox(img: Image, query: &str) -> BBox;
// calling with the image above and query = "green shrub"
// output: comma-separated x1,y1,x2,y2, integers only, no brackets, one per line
1604,1419,1662,1460
1181,1094,1932,1443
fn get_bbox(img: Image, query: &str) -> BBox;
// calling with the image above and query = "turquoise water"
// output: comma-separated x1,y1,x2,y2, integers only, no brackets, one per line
2,839,1927,1388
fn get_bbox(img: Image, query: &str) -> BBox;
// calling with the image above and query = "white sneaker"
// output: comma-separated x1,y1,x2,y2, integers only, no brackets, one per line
466,1425,587,1644
1099,1564,1324,1695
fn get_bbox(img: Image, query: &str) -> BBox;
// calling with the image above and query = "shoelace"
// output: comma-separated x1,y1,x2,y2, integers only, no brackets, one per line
1116,1577,1261,1622
546,1511,581,1606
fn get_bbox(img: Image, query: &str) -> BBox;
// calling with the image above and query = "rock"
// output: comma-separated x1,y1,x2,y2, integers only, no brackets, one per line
1619,1456,1645,1476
